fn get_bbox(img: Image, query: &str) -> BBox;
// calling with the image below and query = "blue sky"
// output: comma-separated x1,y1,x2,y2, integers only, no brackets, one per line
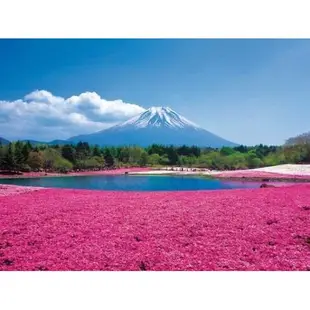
0,39,309,145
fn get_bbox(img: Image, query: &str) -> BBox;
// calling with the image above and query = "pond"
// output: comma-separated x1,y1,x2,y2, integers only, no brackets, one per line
0,175,263,191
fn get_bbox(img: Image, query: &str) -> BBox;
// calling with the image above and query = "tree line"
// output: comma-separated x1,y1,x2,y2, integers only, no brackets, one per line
0,140,310,174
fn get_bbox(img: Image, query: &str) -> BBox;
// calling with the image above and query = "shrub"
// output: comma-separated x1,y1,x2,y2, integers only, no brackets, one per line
20,164,32,172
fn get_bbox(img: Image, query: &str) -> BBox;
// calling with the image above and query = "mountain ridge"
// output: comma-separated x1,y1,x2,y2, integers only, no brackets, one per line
68,107,237,147
0,137,10,145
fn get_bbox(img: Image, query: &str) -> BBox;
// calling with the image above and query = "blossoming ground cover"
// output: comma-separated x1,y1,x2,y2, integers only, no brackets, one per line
214,170,310,180
0,185,310,271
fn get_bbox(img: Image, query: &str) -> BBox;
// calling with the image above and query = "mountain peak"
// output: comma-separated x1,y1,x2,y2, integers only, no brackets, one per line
68,106,238,147
148,106,172,113
114,106,201,130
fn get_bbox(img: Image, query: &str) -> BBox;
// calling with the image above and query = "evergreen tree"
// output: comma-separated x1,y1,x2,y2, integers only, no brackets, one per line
104,149,114,167
15,141,25,169
62,145,76,163
4,143,17,171
167,145,178,165
26,141,33,150
92,145,101,157
0,144,5,169
118,147,130,163
138,151,148,167
76,141,91,160
22,143,31,163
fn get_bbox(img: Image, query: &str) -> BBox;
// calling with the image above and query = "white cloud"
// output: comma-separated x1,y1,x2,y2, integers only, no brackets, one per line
0,90,146,141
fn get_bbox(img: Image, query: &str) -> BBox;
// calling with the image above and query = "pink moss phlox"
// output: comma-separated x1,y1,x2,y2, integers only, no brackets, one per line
0,184,310,270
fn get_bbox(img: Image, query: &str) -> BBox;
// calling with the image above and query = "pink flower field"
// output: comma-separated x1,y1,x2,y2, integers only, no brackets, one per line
0,184,310,271
215,170,310,180
0,185,43,197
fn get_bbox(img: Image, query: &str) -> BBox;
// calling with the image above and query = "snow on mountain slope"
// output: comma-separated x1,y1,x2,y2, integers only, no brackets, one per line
68,107,238,147
114,107,201,130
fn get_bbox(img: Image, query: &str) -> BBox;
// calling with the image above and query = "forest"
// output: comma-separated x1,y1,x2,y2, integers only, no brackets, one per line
0,135,310,173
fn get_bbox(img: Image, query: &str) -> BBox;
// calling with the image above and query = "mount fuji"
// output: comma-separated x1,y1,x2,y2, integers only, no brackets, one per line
68,107,237,147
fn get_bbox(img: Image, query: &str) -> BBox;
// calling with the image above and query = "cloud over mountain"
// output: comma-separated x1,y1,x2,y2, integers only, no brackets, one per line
0,90,145,141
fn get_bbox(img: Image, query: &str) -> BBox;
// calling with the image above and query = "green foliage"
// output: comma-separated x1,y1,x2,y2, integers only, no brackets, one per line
118,147,130,163
62,145,76,163
220,147,235,156
27,151,44,170
0,145,5,169
76,141,91,160
92,145,102,157
104,148,115,167
246,150,263,168
42,148,64,170
196,154,212,168
75,156,105,170
166,146,178,165
53,158,73,173
159,154,169,165
22,143,31,162
224,152,247,170
20,164,32,172
178,155,197,167
147,153,161,165
263,152,285,166
14,141,25,170
3,143,17,171
1,138,310,173
248,157,263,168
138,151,148,167
128,147,144,165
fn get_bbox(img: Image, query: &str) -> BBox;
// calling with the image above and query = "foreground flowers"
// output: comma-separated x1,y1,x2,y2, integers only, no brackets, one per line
0,184,310,271
214,170,310,180
0,185,43,197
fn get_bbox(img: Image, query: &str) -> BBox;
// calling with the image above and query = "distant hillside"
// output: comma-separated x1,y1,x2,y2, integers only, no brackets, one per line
21,140,47,145
48,140,70,146
21,139,69,146
0,137,10,145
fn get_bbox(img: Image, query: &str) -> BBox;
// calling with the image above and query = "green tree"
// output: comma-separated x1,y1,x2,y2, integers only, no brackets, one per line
104,149,115,167
196,154,212,168
54,158,73,173
92,145,102,157
225,152,247,170
118,147,130,163
138,151,148,167
27,151,44,170
93,156,105,167
220,147,235,156
0,144,6,169
128,147,144,165
147,153,161,166
246,150,263,168
147,144,166,156
43,148,64,170
167,146,178,165
62,145,76,163
76,141,91,160
15,141,25,170
22,143,31,163
159,154,169,165
3,143,17,171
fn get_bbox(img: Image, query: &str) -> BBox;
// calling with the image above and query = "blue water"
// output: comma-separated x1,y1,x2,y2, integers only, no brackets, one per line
0,175,262,191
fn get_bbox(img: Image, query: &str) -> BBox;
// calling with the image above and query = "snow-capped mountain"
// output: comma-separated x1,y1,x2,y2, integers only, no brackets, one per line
68,107,237,147
114,107,201,130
